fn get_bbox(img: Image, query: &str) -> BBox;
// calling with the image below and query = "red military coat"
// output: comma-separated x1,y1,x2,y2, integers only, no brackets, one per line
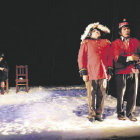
111,38,140,74
78,39,113,80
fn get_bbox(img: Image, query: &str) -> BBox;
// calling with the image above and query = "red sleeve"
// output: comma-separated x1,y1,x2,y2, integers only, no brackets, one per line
77,41,88,70
107,43,113,68
111,40,120,62
135,39,140,56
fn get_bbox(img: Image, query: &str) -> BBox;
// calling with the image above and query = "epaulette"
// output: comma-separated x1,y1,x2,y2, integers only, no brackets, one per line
80,40,88,45
106,39,111,44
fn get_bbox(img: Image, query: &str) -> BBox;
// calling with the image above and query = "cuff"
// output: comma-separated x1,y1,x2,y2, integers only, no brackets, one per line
107,67,113,76
79,68,87,76
126,56,133,62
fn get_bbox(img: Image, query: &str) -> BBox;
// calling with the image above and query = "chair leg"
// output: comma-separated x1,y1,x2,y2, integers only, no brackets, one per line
16,83,18,93
26,84,29,92
6,80,8,93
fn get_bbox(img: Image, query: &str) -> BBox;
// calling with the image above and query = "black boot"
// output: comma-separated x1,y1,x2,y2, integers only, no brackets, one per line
95,116,104,122
88,117,95,122
1,87,4,95
88,112,95,122
95,114,104,122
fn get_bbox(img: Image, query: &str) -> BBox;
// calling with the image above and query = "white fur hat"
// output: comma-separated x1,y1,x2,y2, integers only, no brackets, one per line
81,22,110,41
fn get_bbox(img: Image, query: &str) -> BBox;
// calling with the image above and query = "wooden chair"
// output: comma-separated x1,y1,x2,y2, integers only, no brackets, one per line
16,65,29,93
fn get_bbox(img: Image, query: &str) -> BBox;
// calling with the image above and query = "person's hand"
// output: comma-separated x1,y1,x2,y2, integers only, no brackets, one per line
83,75,89,82
131,54,139,61
0,67,4,71
127,54,139,62
3,68,8,72
132,68,139,74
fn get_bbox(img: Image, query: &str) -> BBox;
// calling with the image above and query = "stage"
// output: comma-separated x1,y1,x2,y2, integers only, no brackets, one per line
0,86,140,140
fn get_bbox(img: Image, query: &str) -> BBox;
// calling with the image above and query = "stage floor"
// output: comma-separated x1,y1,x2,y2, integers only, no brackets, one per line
0,86,140,140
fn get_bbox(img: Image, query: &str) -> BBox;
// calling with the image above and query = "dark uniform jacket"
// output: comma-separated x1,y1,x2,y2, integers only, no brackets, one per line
111,38,140,74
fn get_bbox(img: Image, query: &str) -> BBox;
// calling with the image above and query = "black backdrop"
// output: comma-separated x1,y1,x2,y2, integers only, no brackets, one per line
1,0,140,104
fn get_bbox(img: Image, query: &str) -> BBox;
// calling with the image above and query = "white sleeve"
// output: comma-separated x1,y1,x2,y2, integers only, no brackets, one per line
126,56,133,62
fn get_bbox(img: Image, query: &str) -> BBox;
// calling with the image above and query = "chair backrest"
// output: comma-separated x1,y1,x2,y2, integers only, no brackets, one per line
16,65,28,80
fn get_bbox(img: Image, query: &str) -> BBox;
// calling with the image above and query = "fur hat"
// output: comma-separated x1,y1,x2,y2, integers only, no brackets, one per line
81,22,110,41
119,18,129,29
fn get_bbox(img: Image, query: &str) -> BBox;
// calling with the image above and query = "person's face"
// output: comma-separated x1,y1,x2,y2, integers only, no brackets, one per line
120,26,130,38
0,57,3,62
90,29,101,39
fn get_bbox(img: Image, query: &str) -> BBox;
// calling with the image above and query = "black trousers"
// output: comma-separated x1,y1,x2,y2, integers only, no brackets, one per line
91,79,106,117
0,71,8,82
115,73,138,117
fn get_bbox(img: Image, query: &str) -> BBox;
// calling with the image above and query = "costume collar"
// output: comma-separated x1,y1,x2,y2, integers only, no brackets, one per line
120,36,130,41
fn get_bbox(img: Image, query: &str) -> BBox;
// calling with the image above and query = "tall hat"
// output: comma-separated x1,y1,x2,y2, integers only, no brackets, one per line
119,18,129,29
81,22,110,41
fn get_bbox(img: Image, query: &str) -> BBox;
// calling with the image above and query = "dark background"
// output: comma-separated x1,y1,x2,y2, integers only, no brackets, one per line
0,0,140,104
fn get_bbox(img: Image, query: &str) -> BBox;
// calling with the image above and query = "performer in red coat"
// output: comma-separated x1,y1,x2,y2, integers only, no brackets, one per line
78,22,113,122
112,19,140,121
